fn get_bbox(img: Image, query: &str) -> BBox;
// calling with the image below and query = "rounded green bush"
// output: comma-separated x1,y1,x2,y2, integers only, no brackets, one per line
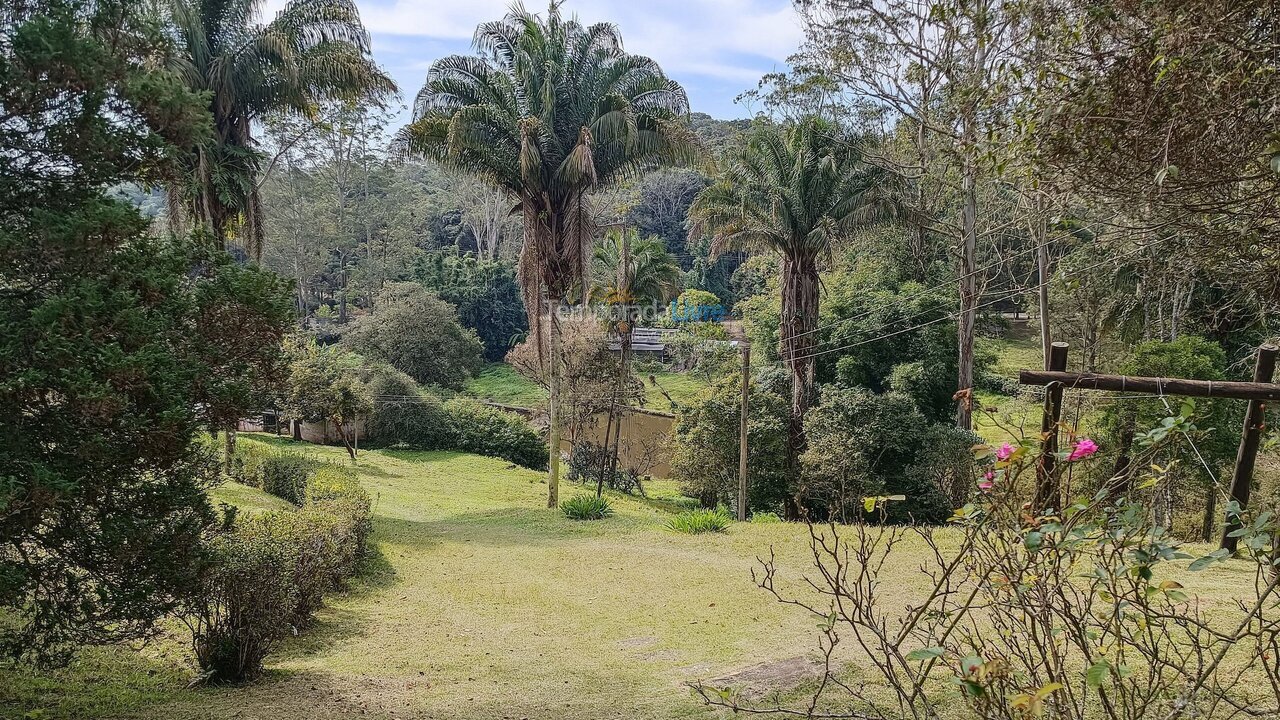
361,365,453,450
443,398,547,470
260,450,316,504
749,511,782,524
666,508,732,534
560,494,613,521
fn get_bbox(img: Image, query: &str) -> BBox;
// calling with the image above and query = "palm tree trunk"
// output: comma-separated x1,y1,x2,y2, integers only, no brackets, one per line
780,255,819,520
547,302,562,508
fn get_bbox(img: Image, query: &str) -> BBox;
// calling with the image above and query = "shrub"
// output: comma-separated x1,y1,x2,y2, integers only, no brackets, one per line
260,450,316,504
566,442,644,494
227,441,271,487
361,366,452,450
339,282,483,389
801,386,970,523
975,370,1023,397
750,512,782,524
306,464,373,579
667,508,732,534
560,494,614,521
186,523,297,683
256,509,342,629
187,462,373,684
670,366,790,512
443,398,547,469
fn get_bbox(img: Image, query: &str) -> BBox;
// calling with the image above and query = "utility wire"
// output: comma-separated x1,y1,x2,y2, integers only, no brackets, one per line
782,237,1170,365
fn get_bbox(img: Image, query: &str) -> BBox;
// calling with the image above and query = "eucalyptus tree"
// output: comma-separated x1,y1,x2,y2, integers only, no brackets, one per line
689,118,894,518
396,1,696,506
161,0,394,256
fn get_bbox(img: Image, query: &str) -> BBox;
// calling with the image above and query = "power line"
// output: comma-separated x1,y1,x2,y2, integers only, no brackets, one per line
781,237,1170,365
784,213,1122,345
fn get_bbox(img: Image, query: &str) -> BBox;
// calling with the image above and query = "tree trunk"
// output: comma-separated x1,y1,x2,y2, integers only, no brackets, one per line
956,155,978,431
780,255,819,520
224,427,237,473
1035,203,1052,370
1201,485,1217,543
546,302,562,509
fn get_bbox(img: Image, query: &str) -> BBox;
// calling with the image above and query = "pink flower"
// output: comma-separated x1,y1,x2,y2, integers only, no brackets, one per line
1067,437,1099,461
996,442,1015,461
978,470,996,491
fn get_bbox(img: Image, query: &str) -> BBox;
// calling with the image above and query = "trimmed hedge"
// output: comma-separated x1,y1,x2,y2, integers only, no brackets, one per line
355,365,547,469
443,398,547,470
259,450,316,504
189,454,372,683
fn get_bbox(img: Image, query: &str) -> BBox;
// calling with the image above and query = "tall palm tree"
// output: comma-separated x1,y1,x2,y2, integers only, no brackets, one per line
162,0,395,256
592,228,681,495
689,118,895,518
593,228,682,308
396,1,696,507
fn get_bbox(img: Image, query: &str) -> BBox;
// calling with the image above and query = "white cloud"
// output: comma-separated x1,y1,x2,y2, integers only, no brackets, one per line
343,0,803,82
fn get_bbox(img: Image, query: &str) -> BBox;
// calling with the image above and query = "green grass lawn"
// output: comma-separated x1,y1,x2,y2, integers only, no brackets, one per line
640,370,712,411
3,435,1258,720
464,363,546,407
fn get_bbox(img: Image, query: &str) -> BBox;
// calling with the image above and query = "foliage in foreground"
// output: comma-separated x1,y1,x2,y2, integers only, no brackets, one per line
185,453,371,683
696,424,1280,720
667,509,733,535
0,0,293,664
560,495,614,521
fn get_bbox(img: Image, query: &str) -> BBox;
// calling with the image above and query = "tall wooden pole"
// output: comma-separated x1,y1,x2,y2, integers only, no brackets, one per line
1034,342,1070,512
738,342,750,522
1220,344,1278,551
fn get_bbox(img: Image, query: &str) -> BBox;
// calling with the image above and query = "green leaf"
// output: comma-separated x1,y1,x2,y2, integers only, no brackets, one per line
906,647,947,661
1189,548,1231,571
1086,659,1111,688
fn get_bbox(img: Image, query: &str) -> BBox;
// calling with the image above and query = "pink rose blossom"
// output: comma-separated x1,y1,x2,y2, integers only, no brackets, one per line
1067,437,1099,461
978,470,996,491
996,442,1015,461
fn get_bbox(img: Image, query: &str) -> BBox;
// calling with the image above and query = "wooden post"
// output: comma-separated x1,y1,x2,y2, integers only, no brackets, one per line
738,342,750,522
1035,342,1070,512
1220,344,1278,551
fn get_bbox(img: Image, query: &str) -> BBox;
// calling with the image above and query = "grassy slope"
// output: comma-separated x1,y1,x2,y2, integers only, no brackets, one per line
463,363,545,407
0,438,836,720
975,335,1045,444
1,435,1258,720
465,362,711,412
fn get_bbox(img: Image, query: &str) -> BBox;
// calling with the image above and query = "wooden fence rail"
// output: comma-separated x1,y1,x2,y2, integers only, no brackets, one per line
1018,343,1278,551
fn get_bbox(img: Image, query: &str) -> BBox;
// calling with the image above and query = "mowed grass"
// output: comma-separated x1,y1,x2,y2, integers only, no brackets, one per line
2,435,1259,720
464,362,545,407
0,438,872,720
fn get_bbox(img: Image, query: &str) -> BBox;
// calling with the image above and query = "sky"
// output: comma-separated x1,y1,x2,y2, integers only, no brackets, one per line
273,0,805,121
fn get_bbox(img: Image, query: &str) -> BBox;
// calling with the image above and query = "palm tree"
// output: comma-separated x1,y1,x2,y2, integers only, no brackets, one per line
162,0,395,256
396,1,695,508
688,118,895,518
591,228,681,495
593,229,682,308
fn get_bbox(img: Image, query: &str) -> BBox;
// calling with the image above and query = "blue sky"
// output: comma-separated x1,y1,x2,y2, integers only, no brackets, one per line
273,0,804,120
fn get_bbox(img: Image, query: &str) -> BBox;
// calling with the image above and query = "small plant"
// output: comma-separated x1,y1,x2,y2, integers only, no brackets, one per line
560,494,613,521
749,512,782,524
666,508,732,534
